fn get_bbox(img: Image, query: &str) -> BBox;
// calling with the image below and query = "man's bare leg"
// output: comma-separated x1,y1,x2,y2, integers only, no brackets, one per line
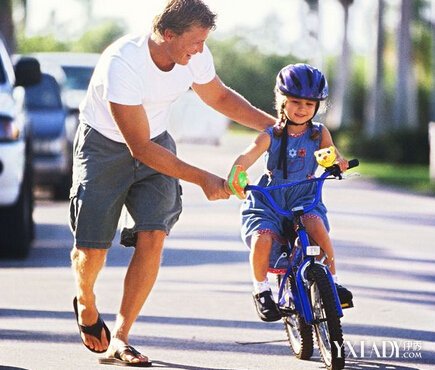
111,230,166,363
71,247,109,352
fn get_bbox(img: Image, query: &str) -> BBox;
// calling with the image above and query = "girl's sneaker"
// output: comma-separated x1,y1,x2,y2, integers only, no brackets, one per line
252,290,282,322
335,284,354,308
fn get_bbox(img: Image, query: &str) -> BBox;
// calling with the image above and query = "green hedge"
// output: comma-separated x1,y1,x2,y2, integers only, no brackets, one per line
334,129,429,165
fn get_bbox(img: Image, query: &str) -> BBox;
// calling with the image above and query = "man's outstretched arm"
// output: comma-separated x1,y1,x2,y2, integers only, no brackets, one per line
109,102,230,200
192,76,276,131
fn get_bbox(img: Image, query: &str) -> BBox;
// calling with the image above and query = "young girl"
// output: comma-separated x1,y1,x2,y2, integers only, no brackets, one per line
227,63,353,322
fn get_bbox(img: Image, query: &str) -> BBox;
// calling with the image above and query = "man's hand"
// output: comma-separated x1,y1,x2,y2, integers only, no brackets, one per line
201,173,231,201
109,102,232,199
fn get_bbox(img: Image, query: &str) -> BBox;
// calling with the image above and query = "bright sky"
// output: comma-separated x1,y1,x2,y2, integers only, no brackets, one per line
26,0,380,58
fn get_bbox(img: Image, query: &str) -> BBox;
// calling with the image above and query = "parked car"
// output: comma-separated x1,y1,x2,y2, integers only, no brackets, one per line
13,52,100,200
27,52,100,112
24,72,74,199
0,41,41,259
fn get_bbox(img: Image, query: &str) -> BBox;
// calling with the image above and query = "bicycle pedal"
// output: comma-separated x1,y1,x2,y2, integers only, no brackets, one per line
341,300,354,309
279,307,296,316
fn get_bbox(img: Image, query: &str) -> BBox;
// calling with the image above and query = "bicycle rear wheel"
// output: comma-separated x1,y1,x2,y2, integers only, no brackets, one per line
277,275,313,360
308,265,345,370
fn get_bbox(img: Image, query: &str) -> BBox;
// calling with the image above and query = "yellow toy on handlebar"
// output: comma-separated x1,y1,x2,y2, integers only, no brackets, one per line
314,146,336,168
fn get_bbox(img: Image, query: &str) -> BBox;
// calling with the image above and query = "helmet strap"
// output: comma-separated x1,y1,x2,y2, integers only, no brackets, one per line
313,101,320,118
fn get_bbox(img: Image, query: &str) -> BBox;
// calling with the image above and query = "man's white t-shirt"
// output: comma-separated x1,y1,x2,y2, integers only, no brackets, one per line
79,33,216,143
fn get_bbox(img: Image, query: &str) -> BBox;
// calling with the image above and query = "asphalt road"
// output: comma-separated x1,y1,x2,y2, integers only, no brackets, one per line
0,132,434,370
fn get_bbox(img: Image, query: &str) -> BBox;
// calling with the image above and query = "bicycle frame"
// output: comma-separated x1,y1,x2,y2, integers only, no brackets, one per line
245,166,347,325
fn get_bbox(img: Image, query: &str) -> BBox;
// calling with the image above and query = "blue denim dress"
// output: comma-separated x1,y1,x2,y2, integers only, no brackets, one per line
240,123,329,271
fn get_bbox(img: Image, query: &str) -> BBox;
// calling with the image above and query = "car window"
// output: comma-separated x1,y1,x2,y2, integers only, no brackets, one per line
25,74,62,110
62,66,94,90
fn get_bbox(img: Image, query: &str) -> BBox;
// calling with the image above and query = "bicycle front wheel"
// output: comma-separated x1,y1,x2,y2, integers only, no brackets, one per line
308,265,345,370
277,275,313,360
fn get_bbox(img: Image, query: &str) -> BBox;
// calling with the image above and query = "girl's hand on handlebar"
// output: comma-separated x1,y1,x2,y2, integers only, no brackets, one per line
227,165,249,199
335,157,349,173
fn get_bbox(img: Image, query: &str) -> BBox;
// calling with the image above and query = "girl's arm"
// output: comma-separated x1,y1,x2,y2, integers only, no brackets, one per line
225,132,271,197
320,126,348,172
232,131,271,171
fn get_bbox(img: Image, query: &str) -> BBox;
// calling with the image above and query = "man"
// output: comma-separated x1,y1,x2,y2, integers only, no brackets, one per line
70,0,275,366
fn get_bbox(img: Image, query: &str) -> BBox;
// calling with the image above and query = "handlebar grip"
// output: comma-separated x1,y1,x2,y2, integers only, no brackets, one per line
348,159,359,169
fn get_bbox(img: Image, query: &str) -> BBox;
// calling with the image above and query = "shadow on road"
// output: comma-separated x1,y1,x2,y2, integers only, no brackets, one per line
349,285,435,307
0,223,247,268
0,206,433,366
342,322,434,342
1,306,433,343
332,208,435,228
0,323,433,367
335,240,435,284
345,359,423,369
151,360,237,369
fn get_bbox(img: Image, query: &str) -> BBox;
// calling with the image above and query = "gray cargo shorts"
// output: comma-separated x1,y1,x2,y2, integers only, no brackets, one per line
69,123,182,249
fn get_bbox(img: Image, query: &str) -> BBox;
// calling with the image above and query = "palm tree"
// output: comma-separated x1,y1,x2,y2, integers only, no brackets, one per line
304,0,322,68
19,0,27,32
365,0,386,137
0,0,15,53
75,0,93,28
326,0,354,129
431,0,435,122
393,0,418,129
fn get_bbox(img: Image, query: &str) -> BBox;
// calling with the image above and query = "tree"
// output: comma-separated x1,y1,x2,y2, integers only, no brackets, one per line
304,0,322,67
15,0,27,33
20,0,27,28
16,34,68,53
0,0,15,53
326,0,354,129
431,0,435,121
365,0,386,137
208,36,298,118
75,0,93,28
393,0,418,129
71,20,125,53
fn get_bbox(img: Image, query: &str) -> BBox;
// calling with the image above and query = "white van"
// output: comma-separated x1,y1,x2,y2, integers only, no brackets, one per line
0,39,41,258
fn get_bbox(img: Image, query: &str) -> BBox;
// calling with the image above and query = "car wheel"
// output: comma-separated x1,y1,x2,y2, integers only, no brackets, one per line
0,165,34,259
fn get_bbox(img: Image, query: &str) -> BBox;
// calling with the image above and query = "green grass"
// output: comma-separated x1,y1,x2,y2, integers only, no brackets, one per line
357,162,435,196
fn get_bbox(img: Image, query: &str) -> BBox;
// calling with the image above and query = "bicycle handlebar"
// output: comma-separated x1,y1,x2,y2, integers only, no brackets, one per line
245,159,359,217
326,158,359,178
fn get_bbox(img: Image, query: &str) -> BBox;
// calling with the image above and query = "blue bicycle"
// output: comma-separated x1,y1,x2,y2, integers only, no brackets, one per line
244,159,359,370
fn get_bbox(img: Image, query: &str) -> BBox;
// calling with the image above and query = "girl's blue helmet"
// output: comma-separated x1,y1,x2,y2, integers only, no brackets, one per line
276,63,328,101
